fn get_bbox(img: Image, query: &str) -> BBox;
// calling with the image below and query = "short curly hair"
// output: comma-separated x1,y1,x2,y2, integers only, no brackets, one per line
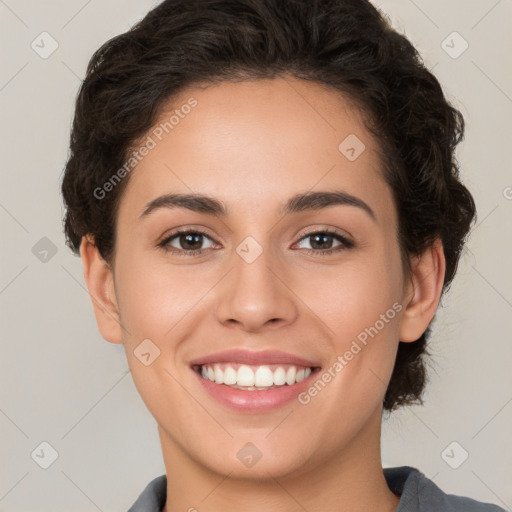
61,0,476,411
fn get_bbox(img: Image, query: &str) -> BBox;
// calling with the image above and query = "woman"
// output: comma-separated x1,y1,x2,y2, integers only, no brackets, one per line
61,0,506,510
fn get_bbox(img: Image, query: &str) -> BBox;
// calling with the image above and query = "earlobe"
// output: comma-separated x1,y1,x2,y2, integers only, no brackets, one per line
80,235,124,344
399,238,446,343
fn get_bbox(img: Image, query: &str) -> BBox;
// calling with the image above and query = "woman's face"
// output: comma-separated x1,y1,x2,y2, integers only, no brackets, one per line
108,76,411,478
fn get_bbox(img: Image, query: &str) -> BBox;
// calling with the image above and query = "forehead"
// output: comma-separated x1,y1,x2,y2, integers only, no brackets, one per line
119,76,392,222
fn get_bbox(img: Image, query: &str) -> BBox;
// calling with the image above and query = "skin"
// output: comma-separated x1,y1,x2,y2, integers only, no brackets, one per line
80,75,445,512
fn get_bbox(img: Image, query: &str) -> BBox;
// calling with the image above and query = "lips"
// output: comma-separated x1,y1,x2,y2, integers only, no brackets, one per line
189,348,321,368
188,348,321,412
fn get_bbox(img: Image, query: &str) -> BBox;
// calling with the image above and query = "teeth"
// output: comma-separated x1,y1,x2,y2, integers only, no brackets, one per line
254,366,274,387
273,367,286,385
223,365,237,385
285,366,296,385
237,365,255,386
199,363,314,389
214,364,224,384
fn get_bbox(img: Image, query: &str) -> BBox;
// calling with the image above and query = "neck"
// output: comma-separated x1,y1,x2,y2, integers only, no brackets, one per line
159,409,400,512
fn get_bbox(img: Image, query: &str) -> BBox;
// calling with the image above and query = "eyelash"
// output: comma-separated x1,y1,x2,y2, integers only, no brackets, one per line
157,227,354,257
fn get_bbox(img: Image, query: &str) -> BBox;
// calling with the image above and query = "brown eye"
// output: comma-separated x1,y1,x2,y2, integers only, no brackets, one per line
308,233,336,250
159,230,217,254
294,230,354,254
176,232,204,250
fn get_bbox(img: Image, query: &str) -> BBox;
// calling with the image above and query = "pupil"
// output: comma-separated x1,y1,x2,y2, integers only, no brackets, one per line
181,233,202,250
311,234,332,249
177,233,334,251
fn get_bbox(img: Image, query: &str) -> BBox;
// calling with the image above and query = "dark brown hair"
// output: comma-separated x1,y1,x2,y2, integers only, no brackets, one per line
61,0,476,411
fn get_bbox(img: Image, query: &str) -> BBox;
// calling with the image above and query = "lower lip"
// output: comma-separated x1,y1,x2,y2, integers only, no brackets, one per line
192,367,320,413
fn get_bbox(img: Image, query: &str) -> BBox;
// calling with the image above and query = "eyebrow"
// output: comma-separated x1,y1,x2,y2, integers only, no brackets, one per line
140,190,376,221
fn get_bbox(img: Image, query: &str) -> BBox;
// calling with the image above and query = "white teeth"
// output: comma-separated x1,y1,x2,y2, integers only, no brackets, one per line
273,367,286,386
285,367,296,385
254,366,274,387
237,365,255,386
199,363,314,389
223,365,237,385
214,364,224,384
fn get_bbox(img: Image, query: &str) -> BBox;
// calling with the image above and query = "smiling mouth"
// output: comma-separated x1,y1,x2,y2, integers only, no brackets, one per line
192,362,320,391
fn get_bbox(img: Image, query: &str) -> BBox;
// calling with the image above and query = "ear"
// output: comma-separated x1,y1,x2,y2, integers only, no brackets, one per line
80,235,124,344
399,238,446,343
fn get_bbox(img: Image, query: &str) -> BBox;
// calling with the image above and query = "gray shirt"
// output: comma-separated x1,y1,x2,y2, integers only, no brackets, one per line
126,466,506,511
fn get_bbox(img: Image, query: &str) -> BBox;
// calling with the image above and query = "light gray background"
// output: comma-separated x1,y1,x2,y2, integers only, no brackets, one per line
1,0,511,511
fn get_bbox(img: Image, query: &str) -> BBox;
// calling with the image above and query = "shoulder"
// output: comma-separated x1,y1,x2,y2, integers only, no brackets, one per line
127,469,507,512
126,474,167,512
384,466,506,512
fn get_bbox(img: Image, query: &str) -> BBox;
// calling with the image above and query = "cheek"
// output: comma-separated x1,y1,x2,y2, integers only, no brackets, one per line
301,246,404,387
113,255,200,418
295,263,403,431
302,252,403,338
114,253,213,340
115,232,405,348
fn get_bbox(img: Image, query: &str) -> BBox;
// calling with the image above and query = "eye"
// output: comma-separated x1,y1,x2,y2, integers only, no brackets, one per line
293,229,354,255
157,227,354,257
158,229,218,255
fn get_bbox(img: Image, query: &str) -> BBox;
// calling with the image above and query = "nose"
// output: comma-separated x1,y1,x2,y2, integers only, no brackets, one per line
214,244,299,333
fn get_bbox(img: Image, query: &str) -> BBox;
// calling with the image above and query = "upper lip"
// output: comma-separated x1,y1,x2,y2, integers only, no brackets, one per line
189,349,321,368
